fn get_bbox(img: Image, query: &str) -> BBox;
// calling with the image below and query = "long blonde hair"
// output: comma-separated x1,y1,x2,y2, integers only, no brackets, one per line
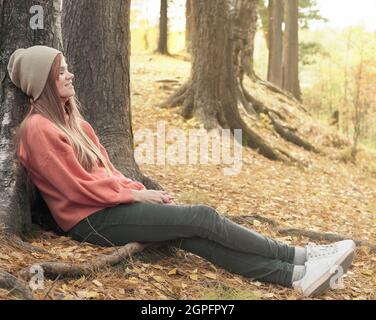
13,53,113,202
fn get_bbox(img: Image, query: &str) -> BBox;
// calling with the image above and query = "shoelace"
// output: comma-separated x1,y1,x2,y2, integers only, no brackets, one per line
306,243,338,260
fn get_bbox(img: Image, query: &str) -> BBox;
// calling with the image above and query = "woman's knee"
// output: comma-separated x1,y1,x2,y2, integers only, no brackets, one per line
192,204,220,222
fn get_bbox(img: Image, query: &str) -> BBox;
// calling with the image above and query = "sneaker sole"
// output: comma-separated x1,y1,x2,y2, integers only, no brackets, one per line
304,248,356,297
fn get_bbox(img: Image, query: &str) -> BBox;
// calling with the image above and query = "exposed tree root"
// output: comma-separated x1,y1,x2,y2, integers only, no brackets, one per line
158,82,190,109
241,86,320,154
0,269,35,300
0,231,49,255
19,242,173,281
19,242,147,280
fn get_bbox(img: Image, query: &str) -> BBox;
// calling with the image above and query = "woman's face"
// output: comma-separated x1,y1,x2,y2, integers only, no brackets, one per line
56,56,75,101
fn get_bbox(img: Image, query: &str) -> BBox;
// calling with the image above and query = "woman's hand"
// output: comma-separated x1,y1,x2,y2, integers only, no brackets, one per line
131,190,174,204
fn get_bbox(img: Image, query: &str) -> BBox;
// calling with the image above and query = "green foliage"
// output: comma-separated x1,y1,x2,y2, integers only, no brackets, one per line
301,27,376,151
299,41,328,66
298,0,329,29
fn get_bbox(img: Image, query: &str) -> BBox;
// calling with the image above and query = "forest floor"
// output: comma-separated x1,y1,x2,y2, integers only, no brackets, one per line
1,53,375,300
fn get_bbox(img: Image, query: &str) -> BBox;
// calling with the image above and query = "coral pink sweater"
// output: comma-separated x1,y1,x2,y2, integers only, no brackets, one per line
18,114,145,232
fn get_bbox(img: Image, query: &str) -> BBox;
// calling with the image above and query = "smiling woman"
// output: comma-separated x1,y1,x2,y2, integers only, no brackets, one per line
7,45,357,298
56,57,75,106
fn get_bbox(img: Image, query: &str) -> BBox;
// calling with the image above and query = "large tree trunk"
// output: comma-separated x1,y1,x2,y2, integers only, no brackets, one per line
233,0,258,78
267,0,283,87
0,0,63,235
160,0,279,160
157,0,169,55
159,0,317,161
185,0,193,54
62,0,161,189
281,0,301,100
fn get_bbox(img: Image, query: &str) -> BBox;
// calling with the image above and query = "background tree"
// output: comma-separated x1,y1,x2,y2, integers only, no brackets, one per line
159,0,317,161
63,0,161,189
281,0,301,100
157,0,169,55
185,0,193,54
267,0,283,87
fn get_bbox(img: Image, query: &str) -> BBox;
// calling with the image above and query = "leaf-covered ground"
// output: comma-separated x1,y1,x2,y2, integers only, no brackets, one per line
1,53,375,300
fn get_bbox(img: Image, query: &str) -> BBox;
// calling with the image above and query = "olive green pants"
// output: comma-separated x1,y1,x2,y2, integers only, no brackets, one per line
68,203,295,287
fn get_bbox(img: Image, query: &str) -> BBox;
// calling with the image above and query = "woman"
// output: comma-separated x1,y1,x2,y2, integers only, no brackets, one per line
8,46,355,298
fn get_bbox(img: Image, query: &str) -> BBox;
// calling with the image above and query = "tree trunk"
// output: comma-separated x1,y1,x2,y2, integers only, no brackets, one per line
159,0,317,161
62,0,161,189
157,0,169,55
281,0,301,100
185,0,193,54
233,0,258,78
0,0,63,235
267,0,283,87
160,0,279,160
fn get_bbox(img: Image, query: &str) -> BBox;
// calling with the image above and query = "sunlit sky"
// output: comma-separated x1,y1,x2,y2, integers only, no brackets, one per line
313,0,376,31
131,0,376,32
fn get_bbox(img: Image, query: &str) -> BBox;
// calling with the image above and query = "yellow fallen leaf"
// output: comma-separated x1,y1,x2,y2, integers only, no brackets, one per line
361,269,373,276
128,277,139,284
190,274,198,281
253,220,261,227
168,268,177,276
92,280,103,287
204,272,217,280
73,276,86,286
182,283,188,289
153,276,165,283
63,294,75,300
264,293,275,298
77,291,99,299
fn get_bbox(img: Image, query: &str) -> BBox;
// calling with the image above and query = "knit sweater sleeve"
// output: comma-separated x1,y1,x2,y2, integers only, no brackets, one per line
80,119,146,190
25,122,136,206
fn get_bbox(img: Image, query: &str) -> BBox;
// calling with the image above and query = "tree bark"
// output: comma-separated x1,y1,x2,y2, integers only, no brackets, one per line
281,0,301,100
267,0,283,87
185,0,193,54
157,0,169,55
233,0,258,78
62,0,161,189
0,0,63,235
160,0,317,161
160,0,280,160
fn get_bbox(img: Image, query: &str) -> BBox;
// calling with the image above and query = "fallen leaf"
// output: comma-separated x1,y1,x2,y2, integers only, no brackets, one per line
153,276,165,283
92,280,103,287
77,291,99,299
168,268,177,276
0,253,11,261
189,274,198,281
204,272,217,280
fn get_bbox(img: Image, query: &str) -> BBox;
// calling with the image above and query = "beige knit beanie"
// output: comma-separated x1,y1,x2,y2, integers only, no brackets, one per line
7,45,62,100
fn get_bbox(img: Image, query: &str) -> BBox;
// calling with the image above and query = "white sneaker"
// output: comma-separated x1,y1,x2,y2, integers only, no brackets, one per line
293,244,355,297
306,240,356,261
